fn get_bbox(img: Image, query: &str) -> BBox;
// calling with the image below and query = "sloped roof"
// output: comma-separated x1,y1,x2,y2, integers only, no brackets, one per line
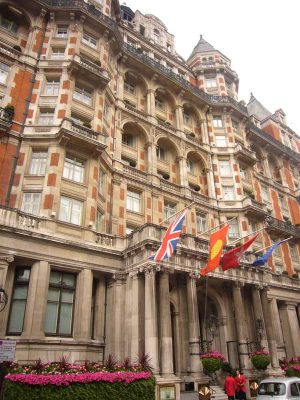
188,35,216,60
247,93,272,121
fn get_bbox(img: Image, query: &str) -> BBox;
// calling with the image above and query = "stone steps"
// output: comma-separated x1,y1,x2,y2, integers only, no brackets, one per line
181,385,228,400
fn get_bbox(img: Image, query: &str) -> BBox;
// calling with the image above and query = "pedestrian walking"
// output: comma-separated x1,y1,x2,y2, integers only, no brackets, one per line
234,370,246,400
224,372,236,400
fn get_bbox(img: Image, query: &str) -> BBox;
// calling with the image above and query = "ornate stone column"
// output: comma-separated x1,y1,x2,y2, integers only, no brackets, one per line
232,282,251,369
0,255,13,288
261,289,279,368
159,269,174,377
186,273,203,377
251,285,268,350
130,270,141,360
279,301,300,358
200,118,209,144
144,265,159,373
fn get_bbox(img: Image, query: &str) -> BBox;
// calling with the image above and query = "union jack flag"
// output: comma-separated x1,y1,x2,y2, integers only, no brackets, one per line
149,209,188,262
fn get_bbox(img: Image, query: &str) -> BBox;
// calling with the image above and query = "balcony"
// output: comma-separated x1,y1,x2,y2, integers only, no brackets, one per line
234,144,257,165
157,119,177,133
0,41,21,61
193,60,238,80
68,55,111,88
248,122,300,163
124,103,148,121
265,216,300,240
242,197,268,219
59,118,107,154
0,107,13,134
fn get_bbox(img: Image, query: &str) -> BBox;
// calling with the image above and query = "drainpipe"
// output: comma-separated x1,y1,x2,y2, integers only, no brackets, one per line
5,11,47,206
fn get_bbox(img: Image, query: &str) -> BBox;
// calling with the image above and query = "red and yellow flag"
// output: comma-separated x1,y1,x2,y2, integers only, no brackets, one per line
200,224,229,276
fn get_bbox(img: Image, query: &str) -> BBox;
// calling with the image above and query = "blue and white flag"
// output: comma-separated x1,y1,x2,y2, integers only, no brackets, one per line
252,240,285,267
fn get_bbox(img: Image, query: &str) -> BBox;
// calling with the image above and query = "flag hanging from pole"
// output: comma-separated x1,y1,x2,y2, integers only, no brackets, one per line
149,209,188,262
252,239,285,267
200,224,229,276
221,234,258,271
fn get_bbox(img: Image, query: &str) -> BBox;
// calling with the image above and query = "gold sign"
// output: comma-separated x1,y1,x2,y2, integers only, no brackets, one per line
250,382,258,390
199,386,210,396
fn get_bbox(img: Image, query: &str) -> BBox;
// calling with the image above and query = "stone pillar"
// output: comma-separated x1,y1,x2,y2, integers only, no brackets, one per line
159,269,174,377
175,105,184,131
186,274,203,377
22,261,50,339
178,156,188,187
279,302,300,358
74,268,93,340
200,118,209,144
0,255,13,289
111,273,126,360
93,275,106,342
269,298,284,345
146,142,157,175
206,167,216,198
117,72,124,100
144,265,159,374
147,89,155,117
251,285,268,350
261,289,279,368
232,282,251,370
297,304,300,324
130,271,141,360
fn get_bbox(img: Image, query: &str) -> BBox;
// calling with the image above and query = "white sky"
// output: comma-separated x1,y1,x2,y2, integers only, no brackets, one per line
123,0,300,134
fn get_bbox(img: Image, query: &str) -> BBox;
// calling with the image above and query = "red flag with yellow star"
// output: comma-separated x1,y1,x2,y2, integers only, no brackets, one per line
200,224,229,276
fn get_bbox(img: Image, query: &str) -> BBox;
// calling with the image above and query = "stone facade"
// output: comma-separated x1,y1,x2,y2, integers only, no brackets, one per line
0,0,299,395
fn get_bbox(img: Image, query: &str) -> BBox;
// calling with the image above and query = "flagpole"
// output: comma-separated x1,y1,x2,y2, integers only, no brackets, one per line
196,216,237,238
254,236,293,254
227,227,265,246
158,201,196,226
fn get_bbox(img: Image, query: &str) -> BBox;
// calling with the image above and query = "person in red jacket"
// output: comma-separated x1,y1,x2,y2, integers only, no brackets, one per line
224,372,236,400
234,370,246,400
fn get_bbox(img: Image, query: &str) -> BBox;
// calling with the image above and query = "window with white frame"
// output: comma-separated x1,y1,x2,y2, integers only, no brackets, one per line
206,78,217,88
124,81,136,95
228,219,239,238
213,116,223,128
39,110,54,125
126,190,141,213
44,270,76,335
155,97,165,110
0,62,10,85
51,47,65,59
98,169,105,195
82,32,97,49
29,152,48,175
223,186,235,200
22,193,41,215
0,14,18,34
44,79,60,96
261,185,270,203
63,156,85,183
96,211,103,232
164,202,176,220
219,160,232,177
122,133,135,147
156,146,166,161
73,86,92,106
215,135,227,147
7,268,31,334
56,25,68,39
59,196,82,225
186,159,194,173
196,212,207,232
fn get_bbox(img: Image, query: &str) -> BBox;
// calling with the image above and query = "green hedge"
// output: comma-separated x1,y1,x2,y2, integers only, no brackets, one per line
3,376,156,400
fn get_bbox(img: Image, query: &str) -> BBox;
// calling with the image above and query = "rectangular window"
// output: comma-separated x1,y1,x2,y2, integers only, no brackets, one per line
186,159,194,173
45,270,76,335
183,112,190,125
219,160,232,177
56,26,68,38
59,196,83,225
164,202,176,221
39,110,54,125
156,146,166,161
228,219,239,238
239,165,248,180
82,32,97,49
98,169,105,195
124,81,136,95
206,79,217,88
261,185,270,203
0,15,18,34
73,86,92,106
155,98,165,110
7,268,31,334
278,194,287,210
44,79,60,96
51,47,65,59
232,120,239,133
29,152,48,175
96,211,103,232
196,213,207,233
0,62,10,85
103,102,109,120
122,133,135,147
223,186,235,200
215,135,227,147
289,244,298,260
126,190,141,213
63,156,84,183
22,193,40,215
213,116,223,128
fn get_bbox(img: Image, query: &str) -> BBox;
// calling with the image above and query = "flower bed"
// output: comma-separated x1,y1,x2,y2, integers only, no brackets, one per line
251,349,271,370
2,357,156,400
200,351,226,374
279,356,300,378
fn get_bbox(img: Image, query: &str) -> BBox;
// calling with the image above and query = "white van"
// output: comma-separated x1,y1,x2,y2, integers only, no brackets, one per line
257,377,300,400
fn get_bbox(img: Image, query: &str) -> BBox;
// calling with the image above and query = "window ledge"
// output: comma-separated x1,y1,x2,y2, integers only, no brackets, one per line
61,177,88,189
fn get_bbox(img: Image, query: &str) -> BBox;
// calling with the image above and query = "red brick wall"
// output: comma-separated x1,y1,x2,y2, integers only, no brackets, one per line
0,143,17,204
